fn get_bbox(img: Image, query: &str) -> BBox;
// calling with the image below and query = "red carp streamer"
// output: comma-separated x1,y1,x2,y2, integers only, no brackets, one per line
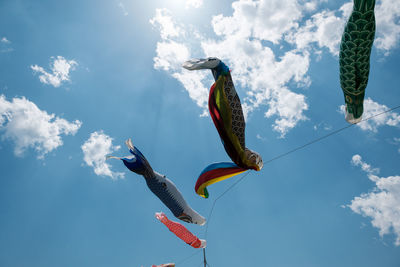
155,212,206,248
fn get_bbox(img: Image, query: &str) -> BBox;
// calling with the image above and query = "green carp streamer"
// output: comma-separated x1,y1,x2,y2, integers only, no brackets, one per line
339,0,376,123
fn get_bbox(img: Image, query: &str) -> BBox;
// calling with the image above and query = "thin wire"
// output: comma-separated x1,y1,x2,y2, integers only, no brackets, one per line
204,170,252,239
263,104,400,164
175,249,201,266
182,104,400,266
203,103,400,238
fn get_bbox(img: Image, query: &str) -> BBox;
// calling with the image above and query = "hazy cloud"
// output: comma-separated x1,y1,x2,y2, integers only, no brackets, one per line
394,138,400,154
118,2,128,16
0,36,13,53
1,37,10,44
186,0,203,9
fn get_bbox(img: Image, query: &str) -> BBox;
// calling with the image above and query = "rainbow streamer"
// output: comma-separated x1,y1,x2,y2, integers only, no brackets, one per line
195,162,247,198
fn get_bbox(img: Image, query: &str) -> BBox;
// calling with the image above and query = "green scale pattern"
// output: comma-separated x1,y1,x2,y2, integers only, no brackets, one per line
339,0,375,123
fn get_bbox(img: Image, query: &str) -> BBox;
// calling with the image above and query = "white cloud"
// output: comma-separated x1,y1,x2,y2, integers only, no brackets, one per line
151,2,311,136
348,155,400,246
153,40,212,111
154,41,190,72
302,0,318,12
375,0,400,54
205,1,313,136
351,154,379,176
0,95,82,158
31,56,78,88
285,3,352,55
287,0,400,56
151,8,212,112
150,0,400,137
172,71,210,110
339,98,400,132
81,131,124,180
211,0,302,44
150,8,183,40
186,0,203,9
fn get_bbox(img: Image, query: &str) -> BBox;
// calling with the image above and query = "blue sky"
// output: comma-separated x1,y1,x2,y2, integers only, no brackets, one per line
1,0,400,266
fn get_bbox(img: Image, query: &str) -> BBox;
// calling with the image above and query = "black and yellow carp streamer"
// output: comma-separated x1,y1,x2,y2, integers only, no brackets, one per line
180,103,400,266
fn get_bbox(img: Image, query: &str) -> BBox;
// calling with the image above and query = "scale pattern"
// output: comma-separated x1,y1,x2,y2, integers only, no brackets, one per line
146,172,206,225
223,73,246,149
209,64,263,171
119,144,205,225
339,0,375,120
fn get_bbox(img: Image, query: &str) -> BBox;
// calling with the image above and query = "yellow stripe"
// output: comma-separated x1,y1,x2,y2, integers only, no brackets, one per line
196,170,247,198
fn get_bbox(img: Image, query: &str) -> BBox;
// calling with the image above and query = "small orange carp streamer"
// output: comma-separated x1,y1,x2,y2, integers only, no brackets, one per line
151,263,175,267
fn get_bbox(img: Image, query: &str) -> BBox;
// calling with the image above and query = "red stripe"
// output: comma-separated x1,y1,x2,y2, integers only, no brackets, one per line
209,83,228,144
195,167,246,192
209,83,221,124
208,79,245,168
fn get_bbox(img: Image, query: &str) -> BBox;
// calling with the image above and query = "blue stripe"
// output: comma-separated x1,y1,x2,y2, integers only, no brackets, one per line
122,146,152,176
214,61,230,80
200,162,239,175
